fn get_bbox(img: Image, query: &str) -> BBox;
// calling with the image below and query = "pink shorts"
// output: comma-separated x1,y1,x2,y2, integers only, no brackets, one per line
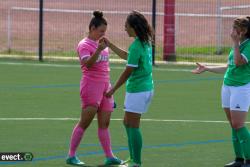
80,78,114,112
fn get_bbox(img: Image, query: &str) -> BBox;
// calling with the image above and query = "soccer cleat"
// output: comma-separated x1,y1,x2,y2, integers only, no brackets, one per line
242,164,250,167
243,160,250,167
66,156,85,166
104,157,123,165
224,161,244,167
113,102,117,108
126,162,141,167
122,158,133,165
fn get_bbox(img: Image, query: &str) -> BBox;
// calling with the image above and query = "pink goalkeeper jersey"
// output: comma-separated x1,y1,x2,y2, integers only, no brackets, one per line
77,37,110,82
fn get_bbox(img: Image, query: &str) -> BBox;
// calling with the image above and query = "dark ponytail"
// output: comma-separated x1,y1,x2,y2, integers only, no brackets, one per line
246,16,250,38
89,10,107,30
234,16,250,38
126,11,153,45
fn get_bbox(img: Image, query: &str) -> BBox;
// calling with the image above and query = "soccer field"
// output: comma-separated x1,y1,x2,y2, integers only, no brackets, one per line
0,60,249,167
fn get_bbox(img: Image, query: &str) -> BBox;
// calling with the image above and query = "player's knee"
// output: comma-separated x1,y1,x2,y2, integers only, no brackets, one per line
125,121,140,128
98,121,110,129
231,121,244,129
123,120,128,127
78,120,91,130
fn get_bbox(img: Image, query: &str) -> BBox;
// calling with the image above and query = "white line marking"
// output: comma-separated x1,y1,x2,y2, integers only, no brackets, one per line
11,7,247,18
0,61,192,72
220,5,250,10
0,118,248,124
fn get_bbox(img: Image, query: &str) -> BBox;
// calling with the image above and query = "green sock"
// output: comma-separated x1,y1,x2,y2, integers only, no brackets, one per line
129,127,142,164
124,125,133,160
232,128,244,159
237,127,250,159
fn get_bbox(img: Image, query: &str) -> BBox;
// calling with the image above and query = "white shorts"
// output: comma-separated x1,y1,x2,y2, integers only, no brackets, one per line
124,90,154,114
221,83,250,112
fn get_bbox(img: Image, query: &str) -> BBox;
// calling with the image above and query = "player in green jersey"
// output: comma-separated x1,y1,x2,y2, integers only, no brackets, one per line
193,16,250,167
104,11,154,167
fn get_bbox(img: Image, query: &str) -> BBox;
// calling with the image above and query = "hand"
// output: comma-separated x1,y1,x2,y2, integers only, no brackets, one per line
231,28,240,44
192,63,206,74
100,37,110,47
105,88,115,98
97,39,107,51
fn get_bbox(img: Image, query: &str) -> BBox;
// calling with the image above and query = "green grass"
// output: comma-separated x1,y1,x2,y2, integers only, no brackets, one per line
0,50,77,57
0,46,232,63
175,54,228,63
0,50,36,56
0,59,248,167
176,46,231,55
174,46,231,63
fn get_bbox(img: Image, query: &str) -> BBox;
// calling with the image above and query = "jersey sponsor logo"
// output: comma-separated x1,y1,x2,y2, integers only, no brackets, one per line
96,55,109,62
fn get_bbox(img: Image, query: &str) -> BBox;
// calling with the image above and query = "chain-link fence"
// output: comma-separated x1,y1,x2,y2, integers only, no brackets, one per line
0,0,249,63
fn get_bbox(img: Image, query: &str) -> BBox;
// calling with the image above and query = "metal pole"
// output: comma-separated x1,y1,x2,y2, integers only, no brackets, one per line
163,0,175,61
216,0,222,55
7,9,12,53
152,0,156,65
39,0,44,61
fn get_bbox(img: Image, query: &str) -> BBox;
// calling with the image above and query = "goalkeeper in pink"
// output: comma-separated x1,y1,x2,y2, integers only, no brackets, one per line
66,11,123,166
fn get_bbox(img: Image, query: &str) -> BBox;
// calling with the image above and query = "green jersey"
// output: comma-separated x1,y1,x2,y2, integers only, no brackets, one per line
126,38,154,93
224,39,250,86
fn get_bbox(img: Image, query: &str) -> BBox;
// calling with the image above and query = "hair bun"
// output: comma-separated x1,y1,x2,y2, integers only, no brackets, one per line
247,16,250,21
246,16,250,27
93,11,103,19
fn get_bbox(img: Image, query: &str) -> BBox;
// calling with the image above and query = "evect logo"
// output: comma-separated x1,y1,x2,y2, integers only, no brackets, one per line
0,152,33,161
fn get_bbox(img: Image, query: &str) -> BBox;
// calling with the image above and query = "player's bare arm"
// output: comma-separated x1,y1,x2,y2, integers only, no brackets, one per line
231,28,248,66
101,37,128,60
81,40,106,68
105,66,134,97
192,62,227,74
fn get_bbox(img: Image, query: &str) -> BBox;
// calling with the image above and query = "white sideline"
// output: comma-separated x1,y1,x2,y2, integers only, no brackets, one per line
0,60,226,72
0,118,249,124
0,61,194,72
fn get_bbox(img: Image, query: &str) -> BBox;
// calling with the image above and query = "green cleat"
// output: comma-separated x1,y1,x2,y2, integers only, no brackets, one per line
126,162,141,167
224,161,244,167
242,164,250,167
104,157,123,165
122,158,133,165
66,156,85,166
